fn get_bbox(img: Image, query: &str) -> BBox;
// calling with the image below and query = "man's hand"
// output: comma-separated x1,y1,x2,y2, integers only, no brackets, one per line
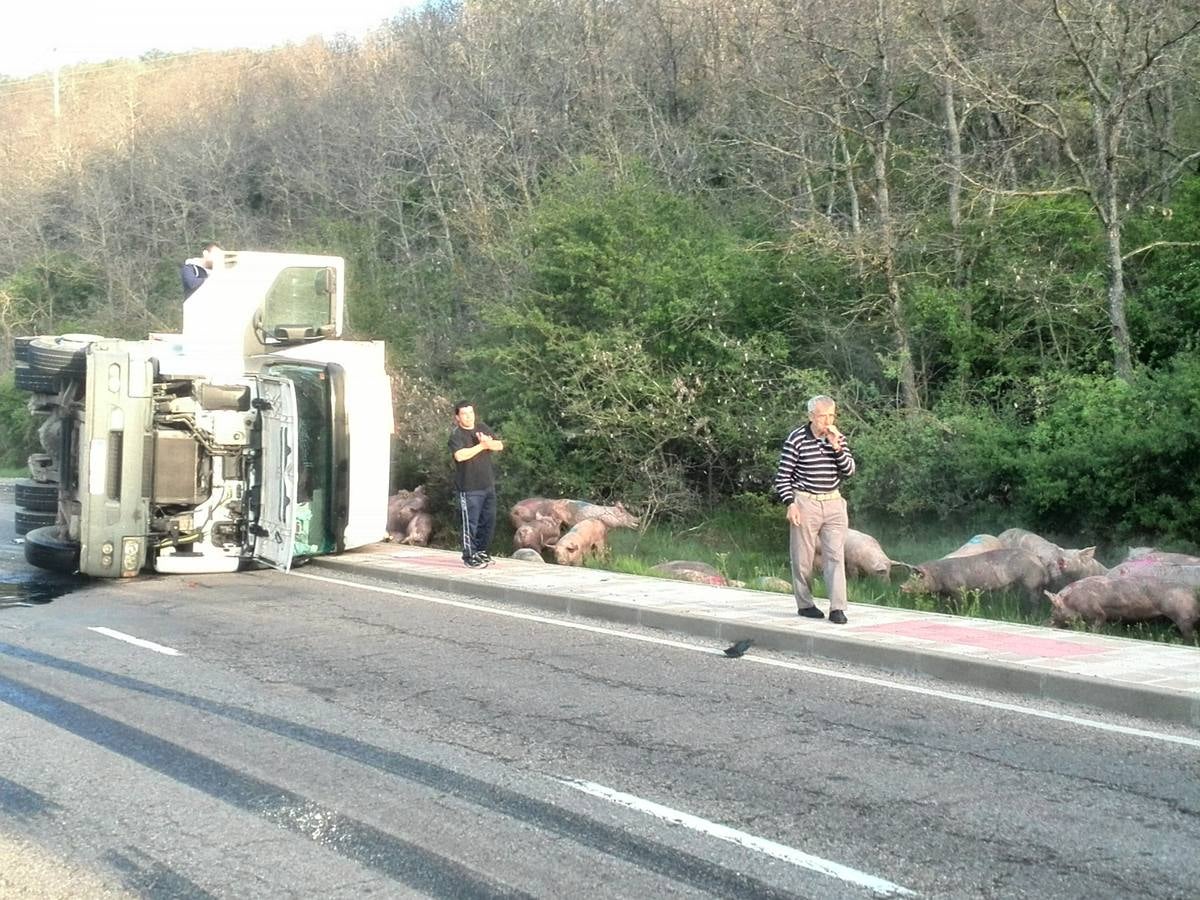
826,425,844,451
477,432,503,452
786,502,803,526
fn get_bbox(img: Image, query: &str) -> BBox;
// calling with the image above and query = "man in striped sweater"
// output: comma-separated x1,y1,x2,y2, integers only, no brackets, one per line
772,395,857,623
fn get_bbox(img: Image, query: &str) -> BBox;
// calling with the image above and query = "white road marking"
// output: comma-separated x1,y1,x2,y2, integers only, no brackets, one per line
293,571,1200,748
559,777,916,897
88,627,181,656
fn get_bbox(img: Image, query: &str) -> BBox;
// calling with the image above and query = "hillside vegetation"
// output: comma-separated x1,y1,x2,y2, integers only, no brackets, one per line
3,0,1200,545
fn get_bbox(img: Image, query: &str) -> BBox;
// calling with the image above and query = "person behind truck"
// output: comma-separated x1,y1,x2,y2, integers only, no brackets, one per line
449,401,503,568
181,242,223,299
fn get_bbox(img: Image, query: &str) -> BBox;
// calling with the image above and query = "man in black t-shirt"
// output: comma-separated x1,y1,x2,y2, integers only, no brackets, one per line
448,401,504,567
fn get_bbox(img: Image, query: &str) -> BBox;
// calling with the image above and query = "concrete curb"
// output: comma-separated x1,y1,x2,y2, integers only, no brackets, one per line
313,556,1200,729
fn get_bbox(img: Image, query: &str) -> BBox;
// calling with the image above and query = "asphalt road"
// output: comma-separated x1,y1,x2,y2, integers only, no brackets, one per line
2,492,1199,899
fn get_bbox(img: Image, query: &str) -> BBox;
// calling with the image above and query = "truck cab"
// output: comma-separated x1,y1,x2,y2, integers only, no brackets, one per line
13,251,393,577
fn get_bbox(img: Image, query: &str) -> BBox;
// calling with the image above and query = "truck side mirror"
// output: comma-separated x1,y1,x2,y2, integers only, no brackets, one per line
318,267,336,295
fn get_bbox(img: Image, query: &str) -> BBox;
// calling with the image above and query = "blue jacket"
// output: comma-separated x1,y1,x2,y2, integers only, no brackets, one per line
181,259,208,298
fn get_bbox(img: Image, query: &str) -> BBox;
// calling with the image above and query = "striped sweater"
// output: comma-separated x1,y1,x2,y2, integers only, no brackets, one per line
773,423,856,504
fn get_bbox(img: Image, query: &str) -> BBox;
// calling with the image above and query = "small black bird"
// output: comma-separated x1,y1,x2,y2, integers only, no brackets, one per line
723,638,754,658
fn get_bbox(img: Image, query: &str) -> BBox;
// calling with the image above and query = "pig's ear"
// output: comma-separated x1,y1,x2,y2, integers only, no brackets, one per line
1045,590,1062,608
1079,546,1096,560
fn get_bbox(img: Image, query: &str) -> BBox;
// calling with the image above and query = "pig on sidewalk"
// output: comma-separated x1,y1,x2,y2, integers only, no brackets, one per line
387,486,432,544
1046,575,1199,640
553,519,609,566
812,528,903,579
997,528,1107,589
511,498,639,531
512,514,564,555
650,560,729,586
901,548,1054,603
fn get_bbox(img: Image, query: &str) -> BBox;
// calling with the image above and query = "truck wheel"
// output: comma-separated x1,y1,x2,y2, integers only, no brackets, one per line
14,480,58,512
23,526,80,574
27,334,104,376
15,508,58,535
14,335,45,362
14,362,63,394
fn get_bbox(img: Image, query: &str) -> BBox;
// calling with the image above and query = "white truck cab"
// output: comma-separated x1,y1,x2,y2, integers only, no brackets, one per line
13,251,393,577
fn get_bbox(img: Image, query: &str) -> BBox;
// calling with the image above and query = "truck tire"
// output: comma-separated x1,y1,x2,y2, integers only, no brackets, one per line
27,334,104,376
23,526,80,574
15,508,58,535
14,335,43,362
14,480,58,512
14,362,63,394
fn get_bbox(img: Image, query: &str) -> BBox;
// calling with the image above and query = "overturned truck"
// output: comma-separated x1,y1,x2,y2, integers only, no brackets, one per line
11,251,393,577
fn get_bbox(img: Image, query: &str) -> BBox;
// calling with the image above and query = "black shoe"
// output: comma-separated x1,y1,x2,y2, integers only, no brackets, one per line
478,551,492,563
464,555,488,568
829,610,848,625
798,606,825,619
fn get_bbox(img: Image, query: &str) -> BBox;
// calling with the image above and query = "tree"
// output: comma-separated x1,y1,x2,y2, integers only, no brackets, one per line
940,0,1200,380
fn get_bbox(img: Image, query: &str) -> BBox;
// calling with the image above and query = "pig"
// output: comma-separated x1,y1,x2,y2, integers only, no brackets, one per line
386,486,430,542
512,514,564,554
901,548,1054,603
650,561,729,586
1110,551,1200,589
942,534,1003,559
511,497,639,531
398,511,433,546
510,498,575,531
812,528,899,578
553,519,609,566
1046,575,1199,640
562,499,639,530
997,528,1107,589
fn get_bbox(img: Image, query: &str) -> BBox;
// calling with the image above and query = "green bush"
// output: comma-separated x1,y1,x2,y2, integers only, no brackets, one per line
1016,356,1200,542
847,404,1022,525
456,161,822,514
0,373,38,470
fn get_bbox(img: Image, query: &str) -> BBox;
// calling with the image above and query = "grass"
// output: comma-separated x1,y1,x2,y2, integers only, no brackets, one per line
0,467,26,478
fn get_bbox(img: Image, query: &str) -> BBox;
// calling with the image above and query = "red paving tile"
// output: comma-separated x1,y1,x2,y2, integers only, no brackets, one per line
852,620,1110,659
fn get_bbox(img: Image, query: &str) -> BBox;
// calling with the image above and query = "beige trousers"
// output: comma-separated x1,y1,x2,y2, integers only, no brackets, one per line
788,495,849,612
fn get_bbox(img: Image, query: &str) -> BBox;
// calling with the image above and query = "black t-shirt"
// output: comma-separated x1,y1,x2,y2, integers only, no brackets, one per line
448,423,496,492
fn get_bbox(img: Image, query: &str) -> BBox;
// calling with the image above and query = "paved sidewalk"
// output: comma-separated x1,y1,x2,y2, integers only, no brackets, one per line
314,544,1200,729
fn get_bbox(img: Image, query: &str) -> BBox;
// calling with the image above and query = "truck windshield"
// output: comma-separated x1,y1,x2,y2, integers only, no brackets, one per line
267,363,335,557
262,267,334,339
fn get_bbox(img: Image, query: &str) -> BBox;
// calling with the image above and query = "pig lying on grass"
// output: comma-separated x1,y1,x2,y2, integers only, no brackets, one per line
1046,575,1199,640
942,534,1003,559
553,519,609,566
510,498,639,531
1110,551,1200,589
902,548,1053,604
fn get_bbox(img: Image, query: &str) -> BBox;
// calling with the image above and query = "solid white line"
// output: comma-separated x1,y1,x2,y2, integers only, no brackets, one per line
88,627,181,656
559,777,916,897
293,571,1200,749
